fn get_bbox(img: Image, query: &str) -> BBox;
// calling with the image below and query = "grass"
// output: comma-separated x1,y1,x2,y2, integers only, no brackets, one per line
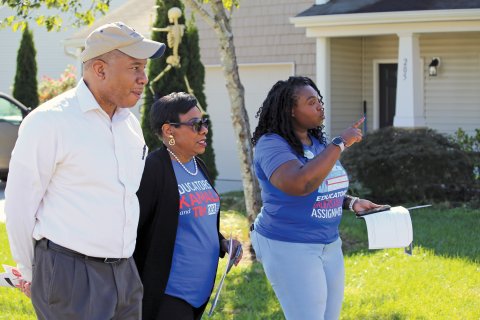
1,204,479,319
0,224,37,319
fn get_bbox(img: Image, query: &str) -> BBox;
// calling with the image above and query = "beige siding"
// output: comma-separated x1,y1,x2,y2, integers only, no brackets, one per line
355,33,479,136
330,35,400,136
188,1,317,191
205,63,294,191
330,37,363,136
191,0,316,79
421,32,480,135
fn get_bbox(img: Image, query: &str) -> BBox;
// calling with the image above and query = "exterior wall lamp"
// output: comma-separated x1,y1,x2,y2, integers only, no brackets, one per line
429,57,440,77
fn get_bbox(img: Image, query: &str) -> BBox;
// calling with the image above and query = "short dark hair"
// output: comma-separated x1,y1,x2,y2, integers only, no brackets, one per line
150,92,198,137
252,76,326,156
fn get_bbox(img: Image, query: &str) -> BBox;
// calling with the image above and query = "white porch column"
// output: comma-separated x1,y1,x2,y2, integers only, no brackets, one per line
316,37,331,136
394,33,425,127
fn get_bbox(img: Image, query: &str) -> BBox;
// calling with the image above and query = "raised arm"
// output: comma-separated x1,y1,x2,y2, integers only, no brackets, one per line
270,117,365,196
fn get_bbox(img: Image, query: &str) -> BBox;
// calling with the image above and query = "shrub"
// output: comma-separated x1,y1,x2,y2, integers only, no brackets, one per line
449,128,480,207
341,127,476,204
450,128,480,180
450,128,480,152
13,25,39,109
38,65,77,104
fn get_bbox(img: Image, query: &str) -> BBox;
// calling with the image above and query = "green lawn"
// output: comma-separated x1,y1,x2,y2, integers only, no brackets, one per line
1,206,479,319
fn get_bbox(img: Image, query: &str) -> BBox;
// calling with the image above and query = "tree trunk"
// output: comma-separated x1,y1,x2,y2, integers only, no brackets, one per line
209,0,262,222
183,0,262,221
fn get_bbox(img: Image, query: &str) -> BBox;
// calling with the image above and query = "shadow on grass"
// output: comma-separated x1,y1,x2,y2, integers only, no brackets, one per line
341,207,480,263
220,191,247,216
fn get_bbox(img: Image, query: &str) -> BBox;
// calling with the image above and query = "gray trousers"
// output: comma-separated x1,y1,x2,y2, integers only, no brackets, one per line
31,239,143,320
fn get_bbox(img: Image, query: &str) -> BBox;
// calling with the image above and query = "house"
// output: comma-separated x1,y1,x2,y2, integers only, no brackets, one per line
64,0,480,192
291,0,480,137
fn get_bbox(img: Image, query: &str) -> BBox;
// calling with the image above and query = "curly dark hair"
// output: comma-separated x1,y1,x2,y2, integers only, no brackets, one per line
251,76,326,156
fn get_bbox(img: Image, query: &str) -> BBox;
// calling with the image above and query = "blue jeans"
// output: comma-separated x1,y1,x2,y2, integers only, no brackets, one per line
251,229,344,320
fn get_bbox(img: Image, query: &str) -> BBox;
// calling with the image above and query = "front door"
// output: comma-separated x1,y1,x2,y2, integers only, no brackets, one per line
379,64,397,128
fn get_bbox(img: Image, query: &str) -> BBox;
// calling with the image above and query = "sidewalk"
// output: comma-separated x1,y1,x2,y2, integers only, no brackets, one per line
0,181,5,222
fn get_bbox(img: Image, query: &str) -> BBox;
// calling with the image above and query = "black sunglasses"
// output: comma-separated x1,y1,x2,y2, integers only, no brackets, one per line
169,118,209,133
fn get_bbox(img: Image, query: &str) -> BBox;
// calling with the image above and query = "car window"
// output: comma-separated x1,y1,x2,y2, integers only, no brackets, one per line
0,97,23,125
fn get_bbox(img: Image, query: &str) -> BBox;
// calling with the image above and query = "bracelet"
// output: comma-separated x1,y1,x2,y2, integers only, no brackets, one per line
342,195,352,209
349,197,359,212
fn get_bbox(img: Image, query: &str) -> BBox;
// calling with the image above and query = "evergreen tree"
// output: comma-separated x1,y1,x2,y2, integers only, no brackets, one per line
142,0,217,180
13,25,39,109
182,20,217,179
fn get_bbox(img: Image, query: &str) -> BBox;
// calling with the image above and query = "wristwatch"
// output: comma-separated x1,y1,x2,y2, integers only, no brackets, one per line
331,136,346,152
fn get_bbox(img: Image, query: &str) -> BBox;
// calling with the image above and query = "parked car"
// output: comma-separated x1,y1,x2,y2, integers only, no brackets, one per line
0,93,30,181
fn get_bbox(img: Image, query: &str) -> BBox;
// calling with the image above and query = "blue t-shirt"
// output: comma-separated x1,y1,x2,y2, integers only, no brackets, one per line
254,134,349,244
165,159,220,307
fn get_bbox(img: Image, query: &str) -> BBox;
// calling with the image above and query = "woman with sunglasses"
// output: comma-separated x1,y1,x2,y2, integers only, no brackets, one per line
133,92,242,319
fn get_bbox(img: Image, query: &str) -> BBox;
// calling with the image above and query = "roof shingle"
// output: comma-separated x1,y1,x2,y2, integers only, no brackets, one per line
297,0,480,17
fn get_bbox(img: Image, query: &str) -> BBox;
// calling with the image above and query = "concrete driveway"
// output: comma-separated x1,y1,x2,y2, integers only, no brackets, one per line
0,181,5,222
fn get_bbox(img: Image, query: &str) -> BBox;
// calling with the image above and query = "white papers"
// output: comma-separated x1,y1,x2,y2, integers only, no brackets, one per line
0,264,23,288
362,206,413,249
208,235,242,316
208,237,233,316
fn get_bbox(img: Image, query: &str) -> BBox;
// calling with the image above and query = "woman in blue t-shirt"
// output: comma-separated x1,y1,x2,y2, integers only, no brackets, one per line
250,76,381,320
134,92,242,319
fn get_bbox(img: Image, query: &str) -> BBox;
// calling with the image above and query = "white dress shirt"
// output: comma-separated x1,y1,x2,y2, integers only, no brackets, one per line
5,80,147,282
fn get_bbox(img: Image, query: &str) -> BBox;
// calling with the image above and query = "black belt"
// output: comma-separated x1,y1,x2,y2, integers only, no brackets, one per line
42,239,127,264
250,223,255,231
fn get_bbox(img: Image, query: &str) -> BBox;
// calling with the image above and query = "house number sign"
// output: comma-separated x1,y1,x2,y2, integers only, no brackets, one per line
403,58,408,80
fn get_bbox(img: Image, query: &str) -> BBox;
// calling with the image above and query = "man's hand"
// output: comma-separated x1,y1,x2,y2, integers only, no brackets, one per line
16,280,31,298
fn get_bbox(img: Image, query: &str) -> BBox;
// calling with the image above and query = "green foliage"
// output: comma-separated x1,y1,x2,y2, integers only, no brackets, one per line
450,128,480,182
38,65,77,104
341,127,476,204
0,0,110,31
141,0,218,181
200,0,240,11
450,128,480,152
221,0,240,11
449,129,480,208
13,26,39,109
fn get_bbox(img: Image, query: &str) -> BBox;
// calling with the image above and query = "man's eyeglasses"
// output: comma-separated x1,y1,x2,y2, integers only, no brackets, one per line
169,118,209,133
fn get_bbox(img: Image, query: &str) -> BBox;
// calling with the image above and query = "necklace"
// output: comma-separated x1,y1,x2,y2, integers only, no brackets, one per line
167,148,198,176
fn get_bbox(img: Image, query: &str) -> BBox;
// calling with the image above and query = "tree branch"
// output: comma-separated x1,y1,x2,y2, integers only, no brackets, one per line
182,0,216,30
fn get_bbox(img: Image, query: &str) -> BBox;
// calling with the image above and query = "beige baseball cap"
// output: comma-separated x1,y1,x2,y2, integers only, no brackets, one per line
81,22,166,62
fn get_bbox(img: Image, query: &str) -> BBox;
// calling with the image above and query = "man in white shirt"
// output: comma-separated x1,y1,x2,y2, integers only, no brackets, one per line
5,22,165,319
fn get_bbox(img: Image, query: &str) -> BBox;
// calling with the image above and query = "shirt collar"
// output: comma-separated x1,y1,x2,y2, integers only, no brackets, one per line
76,78,131,121
76,79,102,113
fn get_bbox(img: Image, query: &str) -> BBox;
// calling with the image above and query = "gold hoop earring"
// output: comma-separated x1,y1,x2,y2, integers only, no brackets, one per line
168,135,175,146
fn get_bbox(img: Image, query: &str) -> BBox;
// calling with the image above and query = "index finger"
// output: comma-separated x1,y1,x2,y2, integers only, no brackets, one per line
352,116,366,128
